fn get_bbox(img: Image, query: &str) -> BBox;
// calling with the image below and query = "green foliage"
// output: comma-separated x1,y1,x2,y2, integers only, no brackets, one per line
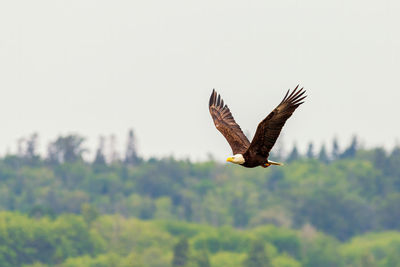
2,138,400,266
243,240,271,267
252,225,301,258
376,193,400,229
192,249,210,267
172,238,190,267
4,143,399,243
295,188,374,240
191,226,252,253
211,252,246,267
58,252,145,267
81,203,99,225
271,254,302,267
302,234,343,267
0,212,104,267
1,211,400,267
340,231,400,266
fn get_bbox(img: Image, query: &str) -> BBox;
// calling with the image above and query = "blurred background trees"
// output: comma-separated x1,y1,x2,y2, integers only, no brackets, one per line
1,131,400,266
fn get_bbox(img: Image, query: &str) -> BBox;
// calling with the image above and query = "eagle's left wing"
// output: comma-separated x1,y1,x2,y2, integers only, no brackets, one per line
209,89,251,155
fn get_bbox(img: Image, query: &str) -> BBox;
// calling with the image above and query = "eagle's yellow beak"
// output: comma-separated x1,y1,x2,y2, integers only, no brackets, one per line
226,157,233,163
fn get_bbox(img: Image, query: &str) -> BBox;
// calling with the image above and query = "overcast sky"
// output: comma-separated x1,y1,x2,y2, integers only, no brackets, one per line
0,0,399,161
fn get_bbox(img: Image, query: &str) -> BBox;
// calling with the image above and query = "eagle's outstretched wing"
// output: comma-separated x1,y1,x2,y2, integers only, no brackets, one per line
247,85,306,157
209,89,250,155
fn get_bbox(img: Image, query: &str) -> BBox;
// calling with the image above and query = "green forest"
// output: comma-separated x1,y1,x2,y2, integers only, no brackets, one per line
1,132,400,267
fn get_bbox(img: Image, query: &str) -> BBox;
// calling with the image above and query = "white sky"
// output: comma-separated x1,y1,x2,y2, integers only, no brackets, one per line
0,0,399,161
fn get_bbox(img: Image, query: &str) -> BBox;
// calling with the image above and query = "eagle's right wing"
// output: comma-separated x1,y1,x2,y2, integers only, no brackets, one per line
247,85,306,158
209,89,250,155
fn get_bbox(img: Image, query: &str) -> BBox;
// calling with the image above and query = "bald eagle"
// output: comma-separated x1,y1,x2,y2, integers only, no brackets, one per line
209,85,306,168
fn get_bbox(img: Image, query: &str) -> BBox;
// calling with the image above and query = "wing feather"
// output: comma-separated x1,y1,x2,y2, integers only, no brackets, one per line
209,89,250,155
247,85,307,157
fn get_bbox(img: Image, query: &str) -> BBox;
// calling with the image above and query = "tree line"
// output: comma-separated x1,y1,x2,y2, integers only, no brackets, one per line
1,131,400,266
13,131,365,166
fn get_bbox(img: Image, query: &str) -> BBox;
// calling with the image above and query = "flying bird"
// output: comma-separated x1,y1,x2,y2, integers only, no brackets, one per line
209,85,306,168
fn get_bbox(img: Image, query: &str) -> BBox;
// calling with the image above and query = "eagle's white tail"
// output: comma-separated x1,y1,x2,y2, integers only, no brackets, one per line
268,160,284,166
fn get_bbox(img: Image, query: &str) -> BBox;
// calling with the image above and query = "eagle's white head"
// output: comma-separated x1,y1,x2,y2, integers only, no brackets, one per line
226,154,245,165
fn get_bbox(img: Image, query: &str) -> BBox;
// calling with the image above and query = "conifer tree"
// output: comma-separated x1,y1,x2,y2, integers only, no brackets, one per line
318,144,329,163
287,144,300,162
340,136,358,159
332,137,340,160
124,129,140,165
47,135,86,164
108,134,120,163
306,142,314,158
94,136,106,165
26,133,39,160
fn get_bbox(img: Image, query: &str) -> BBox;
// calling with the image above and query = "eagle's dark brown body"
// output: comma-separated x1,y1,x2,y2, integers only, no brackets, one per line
242,150,269,168
209,85,306,168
